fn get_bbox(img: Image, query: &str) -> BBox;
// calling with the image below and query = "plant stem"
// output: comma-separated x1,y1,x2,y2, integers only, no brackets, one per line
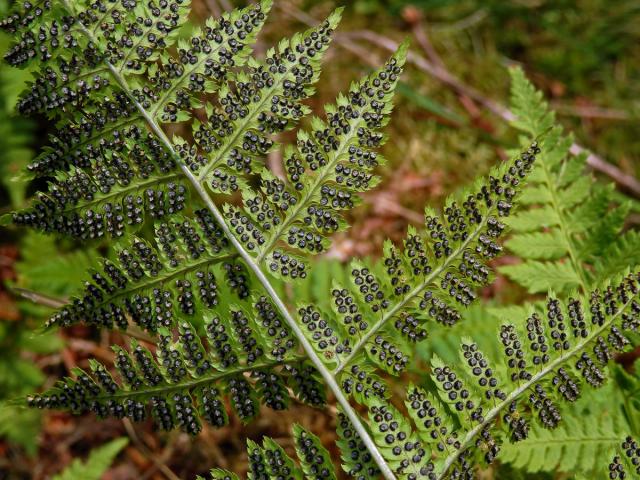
63,5,396,479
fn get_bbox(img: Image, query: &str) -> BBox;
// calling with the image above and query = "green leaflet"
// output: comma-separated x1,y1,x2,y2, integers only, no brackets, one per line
502,68,640,295
500,260,582,293
28,310,323,432
51,438,128,480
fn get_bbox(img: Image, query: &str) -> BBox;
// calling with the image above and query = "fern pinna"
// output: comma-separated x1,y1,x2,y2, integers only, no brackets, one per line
501,68,640,295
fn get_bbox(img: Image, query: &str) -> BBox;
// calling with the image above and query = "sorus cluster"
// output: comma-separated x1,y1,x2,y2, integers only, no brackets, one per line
27,94,141,175
406,386,456,454
461,342,505,401
299,305,350,362
282,363,326,407
227,375,258,421
205,315,238,369
528,384,561,429
608,436,640,479
337,412,380,480
369,403,433,480
230,310,264,365
341,365,386,400
369,335,408,373
252,370,288,411
295,429,334,480
432,364,482,420
255,296,296,360
420,290,462,326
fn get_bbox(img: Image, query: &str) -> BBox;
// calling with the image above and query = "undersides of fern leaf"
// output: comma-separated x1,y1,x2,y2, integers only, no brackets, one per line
29,307,326,432
357,272,640,479
294,143,539,383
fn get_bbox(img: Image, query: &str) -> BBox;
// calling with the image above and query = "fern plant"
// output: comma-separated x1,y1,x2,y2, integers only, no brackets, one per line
3,1,639,479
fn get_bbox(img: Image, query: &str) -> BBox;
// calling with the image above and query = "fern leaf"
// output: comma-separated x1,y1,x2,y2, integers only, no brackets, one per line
503,68,639,294
51,437,128,480
358,272,640,479
500,408,628,474
508,66,555,136
500,260,582,293
28,312,321,431
594,230,640,286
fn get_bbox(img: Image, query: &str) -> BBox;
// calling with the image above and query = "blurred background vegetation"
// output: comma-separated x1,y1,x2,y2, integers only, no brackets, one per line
0,0,638,478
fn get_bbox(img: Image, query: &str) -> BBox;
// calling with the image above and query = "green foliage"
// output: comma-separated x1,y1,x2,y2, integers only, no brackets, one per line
501,68,640,295
51,438,128,480
2,0,638,479
500,360,640,476
500,401,627,475
29,313,324,431
295,143,537,383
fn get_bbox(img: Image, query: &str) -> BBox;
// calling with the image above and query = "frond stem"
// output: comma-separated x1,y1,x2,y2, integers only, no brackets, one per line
435,295,635,479
63,4,396,478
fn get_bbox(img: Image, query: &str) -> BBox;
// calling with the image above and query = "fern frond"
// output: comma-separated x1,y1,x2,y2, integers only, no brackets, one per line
501,68,640,294
292,144,538,380
500,408,627,475
28,310,326,430
4,2,400,474
357,272,640,479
